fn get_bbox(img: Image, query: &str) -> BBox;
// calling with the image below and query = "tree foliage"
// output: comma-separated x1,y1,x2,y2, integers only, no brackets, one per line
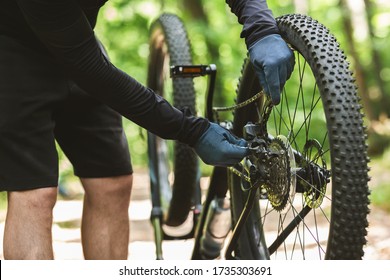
62,0,390,171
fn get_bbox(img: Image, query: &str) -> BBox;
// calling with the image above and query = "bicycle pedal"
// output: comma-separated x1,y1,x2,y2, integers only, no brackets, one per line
170,64,216,78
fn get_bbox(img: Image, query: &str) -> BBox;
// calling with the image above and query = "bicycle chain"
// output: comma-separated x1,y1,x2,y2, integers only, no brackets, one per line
213,90,262,185
213,90,270,187
229,165,251,183
212,91,263,119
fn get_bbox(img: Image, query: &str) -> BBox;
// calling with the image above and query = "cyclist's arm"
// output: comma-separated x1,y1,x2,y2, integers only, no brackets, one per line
14,0,208,146
225,0,280,47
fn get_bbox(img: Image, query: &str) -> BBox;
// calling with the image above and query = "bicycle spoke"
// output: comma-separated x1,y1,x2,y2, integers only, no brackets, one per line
306,83,319,140
288,95,322,147
271,203,328,258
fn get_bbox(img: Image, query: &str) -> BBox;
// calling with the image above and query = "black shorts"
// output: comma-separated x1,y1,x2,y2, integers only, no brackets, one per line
0,36,132,192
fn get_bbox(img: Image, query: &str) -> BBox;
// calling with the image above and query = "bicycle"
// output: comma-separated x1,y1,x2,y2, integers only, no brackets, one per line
146,13,370,260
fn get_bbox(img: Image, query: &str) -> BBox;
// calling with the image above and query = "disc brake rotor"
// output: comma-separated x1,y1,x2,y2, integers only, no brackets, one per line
302,139,327,208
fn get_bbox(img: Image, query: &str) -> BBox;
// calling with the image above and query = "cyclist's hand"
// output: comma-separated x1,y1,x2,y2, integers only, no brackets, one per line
194,123,249,167
249,34,294,105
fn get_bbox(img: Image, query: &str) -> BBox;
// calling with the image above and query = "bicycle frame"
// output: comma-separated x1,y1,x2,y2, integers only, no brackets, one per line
169,64,271,260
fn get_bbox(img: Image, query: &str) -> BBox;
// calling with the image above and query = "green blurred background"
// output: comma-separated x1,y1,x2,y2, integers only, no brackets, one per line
1,0,389,212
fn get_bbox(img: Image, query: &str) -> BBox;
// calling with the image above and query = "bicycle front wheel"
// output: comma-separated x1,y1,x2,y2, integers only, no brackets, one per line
229,14,370,260
147,13,199,230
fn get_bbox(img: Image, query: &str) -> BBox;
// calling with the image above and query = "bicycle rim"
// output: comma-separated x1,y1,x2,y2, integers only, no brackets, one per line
229,14,370,260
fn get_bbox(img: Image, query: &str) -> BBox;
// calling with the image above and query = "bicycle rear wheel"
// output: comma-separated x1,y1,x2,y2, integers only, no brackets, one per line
229,14,370,260
147,13,199,230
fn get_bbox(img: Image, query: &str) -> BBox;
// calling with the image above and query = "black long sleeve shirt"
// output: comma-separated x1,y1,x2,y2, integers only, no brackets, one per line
0,0,278,146
225,0,279,48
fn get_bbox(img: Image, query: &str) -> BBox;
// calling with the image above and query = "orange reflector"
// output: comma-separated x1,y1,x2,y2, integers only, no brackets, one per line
181,67,202,73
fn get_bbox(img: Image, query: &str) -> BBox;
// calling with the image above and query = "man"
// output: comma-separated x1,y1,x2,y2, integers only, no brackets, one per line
0,0,293,259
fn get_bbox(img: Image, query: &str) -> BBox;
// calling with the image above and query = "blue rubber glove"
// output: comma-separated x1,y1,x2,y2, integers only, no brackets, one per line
249,34,294,105
194,123,249,167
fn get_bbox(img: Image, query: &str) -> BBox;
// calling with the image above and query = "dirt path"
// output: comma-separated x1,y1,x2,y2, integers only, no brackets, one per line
0,169,389,260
